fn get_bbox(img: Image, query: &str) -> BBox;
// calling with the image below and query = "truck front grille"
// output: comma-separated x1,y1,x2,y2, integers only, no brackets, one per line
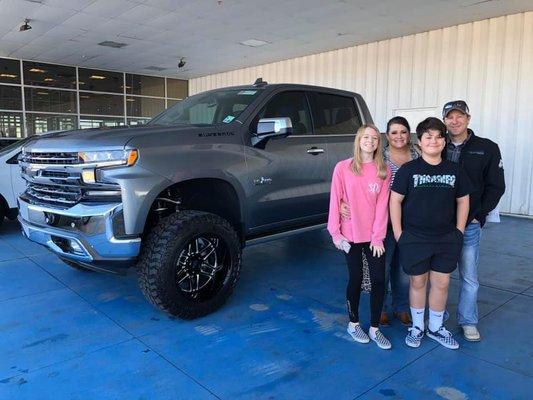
26,183,82,206
23,152,81,165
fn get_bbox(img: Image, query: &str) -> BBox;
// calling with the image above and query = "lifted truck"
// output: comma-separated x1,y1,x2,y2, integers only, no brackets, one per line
18,80,373,319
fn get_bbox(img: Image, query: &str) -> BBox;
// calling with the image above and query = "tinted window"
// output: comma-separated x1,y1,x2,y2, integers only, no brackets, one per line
0,58,21,84
125,74,165,97
25,88,77,113
257,91,312,135
26,114,78,135
78,68,123,93
80,92,124,116
126,96,165,117
80,116,125,129
312,93,361,135
0,85,22,110
23,61,76,89
0,111,23,138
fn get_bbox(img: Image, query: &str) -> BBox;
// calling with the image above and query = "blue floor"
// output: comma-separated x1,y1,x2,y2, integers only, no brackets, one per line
0,216,532,399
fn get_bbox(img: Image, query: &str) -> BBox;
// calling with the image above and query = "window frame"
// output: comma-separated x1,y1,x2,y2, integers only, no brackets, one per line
308,91,362,136
252,90,316,137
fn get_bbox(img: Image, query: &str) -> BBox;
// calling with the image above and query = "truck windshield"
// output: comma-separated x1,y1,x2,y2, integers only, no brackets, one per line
149,89,261,126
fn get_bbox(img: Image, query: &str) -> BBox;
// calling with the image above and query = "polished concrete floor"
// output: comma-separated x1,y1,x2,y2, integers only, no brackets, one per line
0,216,531,399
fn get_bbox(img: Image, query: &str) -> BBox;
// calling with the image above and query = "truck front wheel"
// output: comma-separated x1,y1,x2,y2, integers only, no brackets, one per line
137,210,242,319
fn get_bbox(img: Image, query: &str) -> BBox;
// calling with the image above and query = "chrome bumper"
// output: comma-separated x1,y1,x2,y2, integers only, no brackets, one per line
18,198,141,269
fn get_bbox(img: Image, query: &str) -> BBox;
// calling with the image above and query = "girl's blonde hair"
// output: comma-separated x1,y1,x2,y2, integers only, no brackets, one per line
351,124,388,179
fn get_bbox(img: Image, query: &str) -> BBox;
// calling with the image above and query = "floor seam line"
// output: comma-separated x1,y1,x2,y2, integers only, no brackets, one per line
134,335,223,400
352,345,439,399
0,286,66,303
1,337,136,382
456,348,532,378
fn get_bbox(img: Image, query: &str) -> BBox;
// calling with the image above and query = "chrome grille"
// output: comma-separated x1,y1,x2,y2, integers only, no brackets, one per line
26,183,82,206
24,152,81,165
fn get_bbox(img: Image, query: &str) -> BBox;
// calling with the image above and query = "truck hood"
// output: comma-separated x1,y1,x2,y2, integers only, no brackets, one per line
23,124,204,152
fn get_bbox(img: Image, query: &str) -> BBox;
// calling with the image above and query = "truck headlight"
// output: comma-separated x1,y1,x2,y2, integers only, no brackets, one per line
79,149,138,168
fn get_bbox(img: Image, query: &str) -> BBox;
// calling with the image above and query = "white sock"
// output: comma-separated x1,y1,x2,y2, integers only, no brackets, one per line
348,321,360,329
410,307,425,331
369,326,378,338
429,309,444,332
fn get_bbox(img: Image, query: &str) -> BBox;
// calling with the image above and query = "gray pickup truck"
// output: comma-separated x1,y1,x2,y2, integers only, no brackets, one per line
18,79,373,318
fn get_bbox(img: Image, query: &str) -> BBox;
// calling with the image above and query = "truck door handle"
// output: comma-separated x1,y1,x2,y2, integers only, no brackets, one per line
307,147,324,155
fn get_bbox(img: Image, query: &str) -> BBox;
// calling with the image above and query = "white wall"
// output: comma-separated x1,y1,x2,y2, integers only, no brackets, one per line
190,12,533,216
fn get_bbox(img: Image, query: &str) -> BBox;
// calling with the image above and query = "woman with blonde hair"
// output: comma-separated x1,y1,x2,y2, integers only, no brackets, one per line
327,124,392,350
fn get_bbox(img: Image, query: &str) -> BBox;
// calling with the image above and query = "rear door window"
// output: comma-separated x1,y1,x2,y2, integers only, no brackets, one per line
311,93,361,135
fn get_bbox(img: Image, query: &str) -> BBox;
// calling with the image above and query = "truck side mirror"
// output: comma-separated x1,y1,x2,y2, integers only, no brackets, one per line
252,117,293,147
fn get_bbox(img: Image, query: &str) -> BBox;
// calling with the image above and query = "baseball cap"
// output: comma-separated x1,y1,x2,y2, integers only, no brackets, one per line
442,100,470,118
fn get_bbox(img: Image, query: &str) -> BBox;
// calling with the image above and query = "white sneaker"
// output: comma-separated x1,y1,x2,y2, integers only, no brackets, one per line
463,325,481,341
370,329,392,350
347,323,370,343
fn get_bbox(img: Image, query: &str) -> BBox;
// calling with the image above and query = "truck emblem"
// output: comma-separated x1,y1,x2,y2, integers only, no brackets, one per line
253,177,272,186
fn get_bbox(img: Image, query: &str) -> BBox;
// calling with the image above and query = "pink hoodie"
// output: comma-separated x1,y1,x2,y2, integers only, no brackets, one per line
327,158,391,247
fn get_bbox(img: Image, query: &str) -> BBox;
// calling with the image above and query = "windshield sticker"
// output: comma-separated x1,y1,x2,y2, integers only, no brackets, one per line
223,115,235,123
237,90,257,95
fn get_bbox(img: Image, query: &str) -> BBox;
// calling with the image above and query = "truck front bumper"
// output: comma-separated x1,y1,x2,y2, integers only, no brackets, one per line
18,198,141,273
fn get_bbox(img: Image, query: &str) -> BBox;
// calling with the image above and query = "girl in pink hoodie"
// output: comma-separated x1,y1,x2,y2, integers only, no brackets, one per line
328,124,392,350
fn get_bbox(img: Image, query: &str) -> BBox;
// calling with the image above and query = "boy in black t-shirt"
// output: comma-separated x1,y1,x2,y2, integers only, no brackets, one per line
390,117,470,350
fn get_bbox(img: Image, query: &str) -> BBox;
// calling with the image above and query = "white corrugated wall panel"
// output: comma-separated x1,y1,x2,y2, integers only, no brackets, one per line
190,12,533,216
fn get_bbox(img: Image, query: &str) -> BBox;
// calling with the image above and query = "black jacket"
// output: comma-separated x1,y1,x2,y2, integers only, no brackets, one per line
446,129,506,226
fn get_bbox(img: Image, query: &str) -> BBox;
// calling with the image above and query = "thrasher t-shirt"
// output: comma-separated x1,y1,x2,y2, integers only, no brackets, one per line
392,157,471,236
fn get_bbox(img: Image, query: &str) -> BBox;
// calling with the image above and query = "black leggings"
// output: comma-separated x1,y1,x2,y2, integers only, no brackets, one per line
344,242,386,327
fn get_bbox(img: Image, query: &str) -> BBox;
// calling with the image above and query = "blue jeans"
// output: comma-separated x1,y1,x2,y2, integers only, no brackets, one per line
457,222,482,326
383,226,410,313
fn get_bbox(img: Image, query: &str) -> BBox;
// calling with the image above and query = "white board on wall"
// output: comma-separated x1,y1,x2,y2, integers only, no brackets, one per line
393,107,439,132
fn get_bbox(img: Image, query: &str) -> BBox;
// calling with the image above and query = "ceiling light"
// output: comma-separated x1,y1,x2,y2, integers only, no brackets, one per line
90,75,106,80
20,19,32,32
78,81,85,85
0,73,18,78
29,68,45,73
98,41,128,49
36,91,49,95
43,77,54,82
239,39,269,47
126,98,135,102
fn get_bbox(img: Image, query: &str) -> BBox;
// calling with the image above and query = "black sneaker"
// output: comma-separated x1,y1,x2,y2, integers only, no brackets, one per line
426,326,459,350
405,326,424,348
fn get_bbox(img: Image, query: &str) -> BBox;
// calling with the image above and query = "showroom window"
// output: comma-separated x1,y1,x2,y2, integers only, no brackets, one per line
0,58,21,84
23,61,76,89
79,68,123,93
0,56,188,139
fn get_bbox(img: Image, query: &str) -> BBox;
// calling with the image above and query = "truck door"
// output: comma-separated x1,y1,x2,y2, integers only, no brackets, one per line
308,92,363,176
244,90,329,231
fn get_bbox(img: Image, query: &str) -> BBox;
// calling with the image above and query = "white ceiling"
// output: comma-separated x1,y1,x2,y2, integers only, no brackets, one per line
0,0,531,79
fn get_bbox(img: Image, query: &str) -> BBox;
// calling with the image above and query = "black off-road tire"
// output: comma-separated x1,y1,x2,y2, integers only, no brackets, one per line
137,210,242,319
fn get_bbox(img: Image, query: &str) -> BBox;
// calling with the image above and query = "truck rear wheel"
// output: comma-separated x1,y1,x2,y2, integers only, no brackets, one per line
137,210,242,319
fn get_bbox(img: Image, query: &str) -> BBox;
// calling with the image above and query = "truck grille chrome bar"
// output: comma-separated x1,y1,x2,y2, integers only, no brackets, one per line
27,183,82,205
23,152,81,165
